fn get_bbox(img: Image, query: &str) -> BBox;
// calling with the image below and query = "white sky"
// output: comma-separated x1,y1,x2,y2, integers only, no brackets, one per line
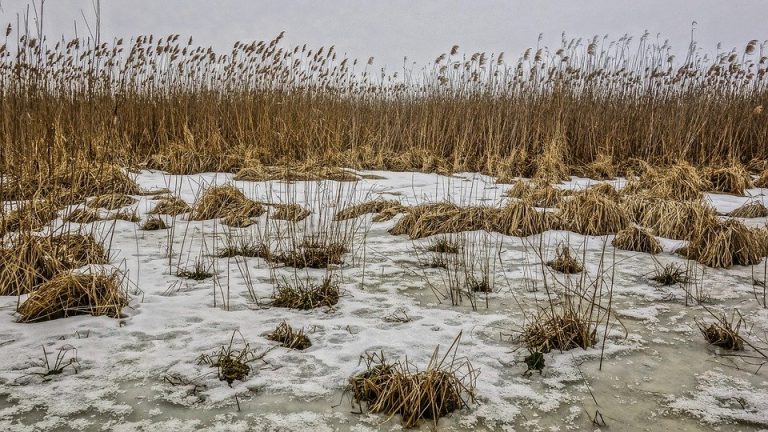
1,0,766,68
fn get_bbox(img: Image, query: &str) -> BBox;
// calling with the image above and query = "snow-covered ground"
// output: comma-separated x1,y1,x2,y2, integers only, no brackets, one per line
1,169,767,431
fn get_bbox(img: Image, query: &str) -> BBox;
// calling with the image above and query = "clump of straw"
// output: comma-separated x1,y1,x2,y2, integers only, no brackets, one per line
17,271,128,323
347,334,477,428
686,219,764,268
612,225,662,254
272,277,340,309
704,164,753,195
267,321,312,350
140,217,168,230
149,196,192,216
334,199,403,221
189,185,265,221
729,201,768,218
559,191,630,235
87,193,137,210
547,244,583,273
521,301,597,352
696,312,744,351
271,204,311,222
638,199,717,240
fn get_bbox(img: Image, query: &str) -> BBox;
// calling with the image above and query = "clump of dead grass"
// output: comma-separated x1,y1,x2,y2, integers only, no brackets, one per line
533,135,570,184
687,219,764,268
696,312,744,351
0,233,109,296
612,225,662,254
559,191,630,235
189,185,265,221
63,208,100,224
221,214,256,228
140,217,168,230
271,277,340,309
0,200,59,236
704,164,753,196
270,241,347,268
197,332,258,386
638,199,717,240
17,271,128,323
729,201,768,218
521,301,597,352
504,181,569,208
334,199,403,221
347,335,477,428
427,238,460,254
149,196,191,216
756,170,768,188
271,204,311,222
234,163,359,182
546,244,583,273
650,262,689,285
581,152,616,180
494,201,556,236
644,161,708,201
87,193,136,210
267,321,312,350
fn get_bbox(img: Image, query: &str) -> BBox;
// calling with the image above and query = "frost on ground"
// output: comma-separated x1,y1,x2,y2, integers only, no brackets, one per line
0,169,767,431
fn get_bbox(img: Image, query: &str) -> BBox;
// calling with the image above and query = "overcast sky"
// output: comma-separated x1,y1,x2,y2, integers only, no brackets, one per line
1,0,766,68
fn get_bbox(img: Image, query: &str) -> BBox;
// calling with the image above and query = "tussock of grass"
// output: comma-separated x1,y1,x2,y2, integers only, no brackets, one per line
177,260,214,280
729,201,768,218
427,238,460,254
189,185,265,221
645,162,707,201
149,196,192,216
650,262,689,285
272,241,347,268
272,277,340,309
140,217,168,230
756,170,768,188
546,244,583,273
271,204,311,222
0,200,59,236
533,135,570,184
587,182,620,200
234,163,359,182
217,239,269,258
504,181,569,208
612,225,662,254
0,233,109,296
17,271,127,323
267,321,312,350
348,335,476,428
334,199,403,221
87,193,136,210
221,214,255,228
705,164,753,195
559,191,630,235
63,208,100,224
494,201,556,236
580,153,616,180
638,199,717,240
686,219,764,268
521,302,597,352
197,332,257,386
108,210,140,223
697,313,743,351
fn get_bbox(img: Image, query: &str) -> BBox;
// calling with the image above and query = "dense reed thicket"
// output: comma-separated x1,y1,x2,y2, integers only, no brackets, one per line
1,26,767,199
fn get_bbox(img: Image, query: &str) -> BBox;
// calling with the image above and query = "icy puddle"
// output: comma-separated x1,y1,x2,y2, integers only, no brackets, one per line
1,169,768,431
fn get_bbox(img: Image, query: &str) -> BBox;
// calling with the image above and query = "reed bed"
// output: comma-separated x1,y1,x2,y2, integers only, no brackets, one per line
1,28,766,196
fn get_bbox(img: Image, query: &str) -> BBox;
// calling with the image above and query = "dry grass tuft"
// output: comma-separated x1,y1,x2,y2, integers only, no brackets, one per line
189,185,265,221
0,233,108,296
335,199,403,221
533,134,570,184
696,312,743,351
756,170,768,188
581,152,616,179
559,191,630,235
87,193,136,210
650,262,689,286
234,163,359,182
546,244,583,273
197,332,257,386
587,182,621,200
348,335,476,428
140,217,168,231
642,161,708,201
687,219,764,268
705,164,753,195
221,214,256,228
272,241,347,268
149,196,192,216
17,271,128,323
494,201,556,236
521,301,597,352
271,204,311,222
267,321,312,350
63,208,100,224
504,181,569,208
612,225,662,254
0,200,59,236
272,277,340,309
638,199,717,240
729,201,768,218
427,238,460,254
